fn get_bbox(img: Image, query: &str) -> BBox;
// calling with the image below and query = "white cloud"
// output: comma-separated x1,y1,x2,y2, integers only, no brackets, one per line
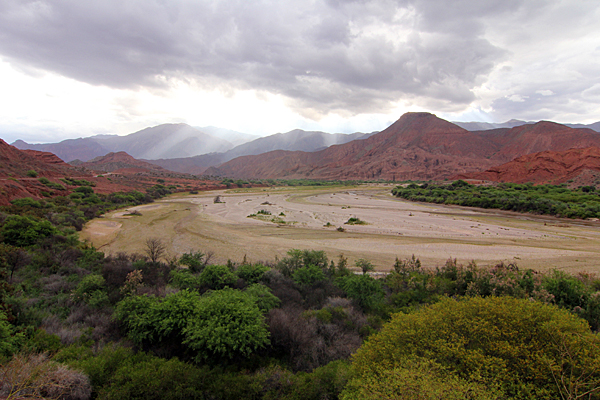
506,94,527,103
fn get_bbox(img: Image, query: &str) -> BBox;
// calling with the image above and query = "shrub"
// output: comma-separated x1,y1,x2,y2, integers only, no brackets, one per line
1,215,59,247
341,357,495,400
337,274,384,313
115,290,200,347
245,283,281,312
0,310,24,357
198,264,237,290
183,288,270,361
26,169,38,177
73,274,109,308
277,249,328,277
10,197,42,208
0,353,91,400
292,264,326,286
344,217,366,225
178,250,205,273
236,263,270,284
346,297,600,399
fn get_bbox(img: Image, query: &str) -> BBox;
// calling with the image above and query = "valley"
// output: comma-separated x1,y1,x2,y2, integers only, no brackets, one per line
81,185,600,273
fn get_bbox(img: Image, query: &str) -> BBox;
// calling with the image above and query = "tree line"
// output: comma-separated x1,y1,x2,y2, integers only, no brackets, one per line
393,180,600,219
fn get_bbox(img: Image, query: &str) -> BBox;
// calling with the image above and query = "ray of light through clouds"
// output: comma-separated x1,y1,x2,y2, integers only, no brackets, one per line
0,0,598,143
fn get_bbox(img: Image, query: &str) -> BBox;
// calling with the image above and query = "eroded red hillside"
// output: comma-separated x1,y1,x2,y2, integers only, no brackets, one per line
459,147,600,185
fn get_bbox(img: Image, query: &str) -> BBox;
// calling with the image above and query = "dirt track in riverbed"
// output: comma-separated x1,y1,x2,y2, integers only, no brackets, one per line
80,186,600,273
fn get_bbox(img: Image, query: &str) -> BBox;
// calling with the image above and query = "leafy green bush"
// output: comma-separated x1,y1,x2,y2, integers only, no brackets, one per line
244,283,281,312
1,215,59,247
346,297,600,400
10,197,42,208
169,269,202,291
198,264,237,290
293,264,326,286
342,357,495,400
115,290,200,347
543,269,588,308
337,274,384,313
178,250,205,273
73,274,109,308
0,310,24,357
345,217,366,225
236,263,269,284
183,288,270,361
277,249,328,277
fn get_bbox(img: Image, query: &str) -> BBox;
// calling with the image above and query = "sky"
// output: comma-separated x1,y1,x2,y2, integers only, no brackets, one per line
0,0,599,144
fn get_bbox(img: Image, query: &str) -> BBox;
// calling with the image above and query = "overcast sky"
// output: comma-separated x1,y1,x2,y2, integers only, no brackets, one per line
0,0,599,143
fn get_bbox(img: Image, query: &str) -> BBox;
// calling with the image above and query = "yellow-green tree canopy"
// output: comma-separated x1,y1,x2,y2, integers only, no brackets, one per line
343,297,600,400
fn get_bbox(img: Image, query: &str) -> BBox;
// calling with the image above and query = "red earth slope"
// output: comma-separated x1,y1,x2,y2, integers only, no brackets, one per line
459,147,600,185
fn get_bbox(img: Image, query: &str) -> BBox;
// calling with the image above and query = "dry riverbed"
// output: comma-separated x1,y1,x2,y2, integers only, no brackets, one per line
80,186,600,273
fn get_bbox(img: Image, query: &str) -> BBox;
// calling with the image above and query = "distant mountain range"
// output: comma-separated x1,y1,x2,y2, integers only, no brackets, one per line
453,119,600,132
12,124,239,161
12,124,374,171
148,129,376,175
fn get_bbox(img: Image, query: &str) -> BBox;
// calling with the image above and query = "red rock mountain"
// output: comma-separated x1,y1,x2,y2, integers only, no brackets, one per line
207,113,600,180
0,139,96,205
0,139,84,178
75,151,170,174
460,147,600,185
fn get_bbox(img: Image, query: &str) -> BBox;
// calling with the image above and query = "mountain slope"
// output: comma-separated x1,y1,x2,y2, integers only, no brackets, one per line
12,137,111,163
13,124,234,162
147,129,375,174
455,120,600,132
207,113,600,181
0,139,96,205
74,151,171,173
460,147,600,185
94,124,233,159
0,139,85,178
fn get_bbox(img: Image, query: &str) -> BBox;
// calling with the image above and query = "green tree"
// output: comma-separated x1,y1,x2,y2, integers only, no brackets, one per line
183,288,270,361
293,264,326,286
178,251,205,273
115,290,200,346
338,274,384,312
1,215,58,247
236,263,269,284
0,310,23,357
244,283,281,312
355,259,374,275
72,274,109,308
277,249,328,277
198,264,237,290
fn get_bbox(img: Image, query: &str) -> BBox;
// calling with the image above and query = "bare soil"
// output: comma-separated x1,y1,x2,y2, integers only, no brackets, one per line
80,186,600,273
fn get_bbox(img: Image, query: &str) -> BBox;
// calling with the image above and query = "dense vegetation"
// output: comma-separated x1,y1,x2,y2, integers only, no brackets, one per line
393,180,600,219
3,185,600,398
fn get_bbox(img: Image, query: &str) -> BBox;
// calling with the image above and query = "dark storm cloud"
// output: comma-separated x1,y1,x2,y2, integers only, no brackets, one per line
0,0,532,116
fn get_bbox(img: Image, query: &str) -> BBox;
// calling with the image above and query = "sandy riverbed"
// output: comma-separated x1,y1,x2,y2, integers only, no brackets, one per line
80,186,600,273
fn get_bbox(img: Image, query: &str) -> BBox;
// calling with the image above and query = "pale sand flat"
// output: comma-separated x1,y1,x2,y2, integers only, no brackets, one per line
80,187,600,274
